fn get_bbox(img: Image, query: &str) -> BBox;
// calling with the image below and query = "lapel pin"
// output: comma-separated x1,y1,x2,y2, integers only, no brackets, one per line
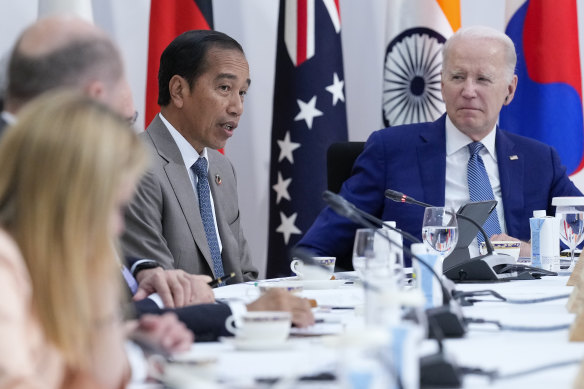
215,174,222,185
509,155,519,160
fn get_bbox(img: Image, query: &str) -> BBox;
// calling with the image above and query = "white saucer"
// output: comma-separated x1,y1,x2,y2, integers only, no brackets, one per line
299,279,347,290
220,337,290,351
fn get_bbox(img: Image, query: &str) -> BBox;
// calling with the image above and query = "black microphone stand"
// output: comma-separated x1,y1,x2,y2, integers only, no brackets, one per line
384,189,540,282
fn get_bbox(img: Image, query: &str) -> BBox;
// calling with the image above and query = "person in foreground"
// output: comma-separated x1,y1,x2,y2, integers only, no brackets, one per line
0,91,192,388
3,16,313,334
121,29,258,283
298,25,582,270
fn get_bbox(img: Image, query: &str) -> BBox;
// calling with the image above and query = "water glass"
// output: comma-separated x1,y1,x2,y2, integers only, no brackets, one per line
421,207,458,260
353,228,402,327
352,228,393,279
558,212,584,272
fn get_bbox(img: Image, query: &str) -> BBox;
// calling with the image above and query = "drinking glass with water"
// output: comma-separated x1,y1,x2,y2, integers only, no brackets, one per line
558,212,584,273
421,207,458,260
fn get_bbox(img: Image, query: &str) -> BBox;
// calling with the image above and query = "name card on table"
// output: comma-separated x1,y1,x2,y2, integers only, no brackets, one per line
569,312,584,342
567,257,584,286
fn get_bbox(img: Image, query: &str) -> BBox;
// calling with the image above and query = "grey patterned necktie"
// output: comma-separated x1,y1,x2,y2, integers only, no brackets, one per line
467,142,502,245
192,157,225,278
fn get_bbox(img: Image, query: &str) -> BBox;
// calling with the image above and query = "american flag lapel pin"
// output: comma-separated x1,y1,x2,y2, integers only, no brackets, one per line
215,174,222,185
509,155,519,160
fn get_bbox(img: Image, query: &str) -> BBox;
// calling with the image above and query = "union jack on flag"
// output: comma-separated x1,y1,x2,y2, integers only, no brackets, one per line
267,0,348,277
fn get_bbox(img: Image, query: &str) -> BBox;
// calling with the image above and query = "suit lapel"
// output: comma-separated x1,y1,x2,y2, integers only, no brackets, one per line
495,129,524,236
146,116,215,271
417,116,447,207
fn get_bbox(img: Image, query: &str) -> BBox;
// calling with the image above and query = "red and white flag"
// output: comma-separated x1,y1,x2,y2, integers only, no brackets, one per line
144,0,213,128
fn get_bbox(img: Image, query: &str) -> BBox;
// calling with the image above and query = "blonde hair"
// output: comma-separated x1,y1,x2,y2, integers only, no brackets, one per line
0,90,148,369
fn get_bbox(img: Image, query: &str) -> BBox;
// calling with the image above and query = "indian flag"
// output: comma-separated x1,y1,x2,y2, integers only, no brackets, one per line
382,0,460,127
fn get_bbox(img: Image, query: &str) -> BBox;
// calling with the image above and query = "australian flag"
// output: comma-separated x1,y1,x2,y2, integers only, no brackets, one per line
500,0,584,175
267,0,348,278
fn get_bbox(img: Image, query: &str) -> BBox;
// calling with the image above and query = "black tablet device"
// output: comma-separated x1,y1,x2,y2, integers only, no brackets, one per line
455,200,498,248
443,200,497,272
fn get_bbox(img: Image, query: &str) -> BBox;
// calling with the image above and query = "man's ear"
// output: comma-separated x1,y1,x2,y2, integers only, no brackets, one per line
168,75,188,109
84,80,106,100
503,75,518,106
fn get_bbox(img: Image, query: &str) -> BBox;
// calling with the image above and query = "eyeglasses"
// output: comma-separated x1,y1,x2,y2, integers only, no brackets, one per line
127,111,139,126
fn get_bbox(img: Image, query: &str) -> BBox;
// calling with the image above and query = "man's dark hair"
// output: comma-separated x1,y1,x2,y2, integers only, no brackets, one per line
157,30,244,106
7,36,123,105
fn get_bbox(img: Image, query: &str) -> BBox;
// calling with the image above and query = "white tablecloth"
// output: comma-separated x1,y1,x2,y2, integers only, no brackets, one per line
130,274,583,388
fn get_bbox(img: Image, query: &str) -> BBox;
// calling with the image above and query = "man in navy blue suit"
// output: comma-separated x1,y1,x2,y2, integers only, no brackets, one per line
298,26,582,270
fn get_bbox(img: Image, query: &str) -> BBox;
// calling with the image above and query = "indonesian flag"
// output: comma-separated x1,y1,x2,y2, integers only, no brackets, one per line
144,0,213,128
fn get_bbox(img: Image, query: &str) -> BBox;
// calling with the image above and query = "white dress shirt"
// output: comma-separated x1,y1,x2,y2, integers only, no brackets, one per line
1,111,16,126
444,116,506,257
159,113,223,252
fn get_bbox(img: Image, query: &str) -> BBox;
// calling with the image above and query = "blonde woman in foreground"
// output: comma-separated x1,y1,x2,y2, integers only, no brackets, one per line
0,91,149,389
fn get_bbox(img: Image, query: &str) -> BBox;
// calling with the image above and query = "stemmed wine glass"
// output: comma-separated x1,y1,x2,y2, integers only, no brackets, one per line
558,212,584,272
421,207,459,261
352,228,392,280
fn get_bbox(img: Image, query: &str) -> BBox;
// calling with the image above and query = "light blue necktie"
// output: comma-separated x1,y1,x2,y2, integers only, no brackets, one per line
467,142,502,245
192,157,225,279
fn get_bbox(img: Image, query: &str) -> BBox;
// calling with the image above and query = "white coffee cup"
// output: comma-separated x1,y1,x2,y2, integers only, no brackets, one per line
225,311,291,343
290,257,336,280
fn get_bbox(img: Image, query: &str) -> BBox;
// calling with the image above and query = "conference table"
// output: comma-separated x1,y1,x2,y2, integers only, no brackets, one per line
130,272,583,389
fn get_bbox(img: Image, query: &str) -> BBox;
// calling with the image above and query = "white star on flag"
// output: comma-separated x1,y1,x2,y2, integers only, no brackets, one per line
294,96,323,129
276,211,302,244
272,172,292,204
277,131,301,163
325,72,345,106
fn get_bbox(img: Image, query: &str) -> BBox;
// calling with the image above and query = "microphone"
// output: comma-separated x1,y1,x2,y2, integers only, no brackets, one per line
384,189,524,282
323,191,421,244
322,190,466,338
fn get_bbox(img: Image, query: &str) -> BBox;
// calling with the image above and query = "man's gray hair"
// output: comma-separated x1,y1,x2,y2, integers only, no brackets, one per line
442,25,517,82
7,35,123,105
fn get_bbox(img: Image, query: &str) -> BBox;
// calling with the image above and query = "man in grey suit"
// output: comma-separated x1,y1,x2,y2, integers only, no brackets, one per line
5,17,313,337
121,30,258,283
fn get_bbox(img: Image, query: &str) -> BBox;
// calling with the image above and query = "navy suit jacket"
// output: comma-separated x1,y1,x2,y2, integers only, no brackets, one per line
298,115,582,270
133,298,232,342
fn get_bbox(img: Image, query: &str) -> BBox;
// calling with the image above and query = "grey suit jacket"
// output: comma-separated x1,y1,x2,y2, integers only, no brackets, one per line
121,115,258,282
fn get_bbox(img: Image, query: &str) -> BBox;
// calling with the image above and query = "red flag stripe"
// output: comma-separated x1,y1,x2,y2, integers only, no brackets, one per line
144,0,212,128
297,0,308,65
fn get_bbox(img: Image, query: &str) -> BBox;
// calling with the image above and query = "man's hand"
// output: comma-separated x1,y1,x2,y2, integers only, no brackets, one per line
246,289,315,327
134,268,214,308
129,313,194,354
490,233,531,258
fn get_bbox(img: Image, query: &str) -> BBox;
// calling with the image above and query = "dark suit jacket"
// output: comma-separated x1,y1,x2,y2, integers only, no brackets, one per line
121,115,258,282
298,114,582,269
122,258,233,342
133,298,232,342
